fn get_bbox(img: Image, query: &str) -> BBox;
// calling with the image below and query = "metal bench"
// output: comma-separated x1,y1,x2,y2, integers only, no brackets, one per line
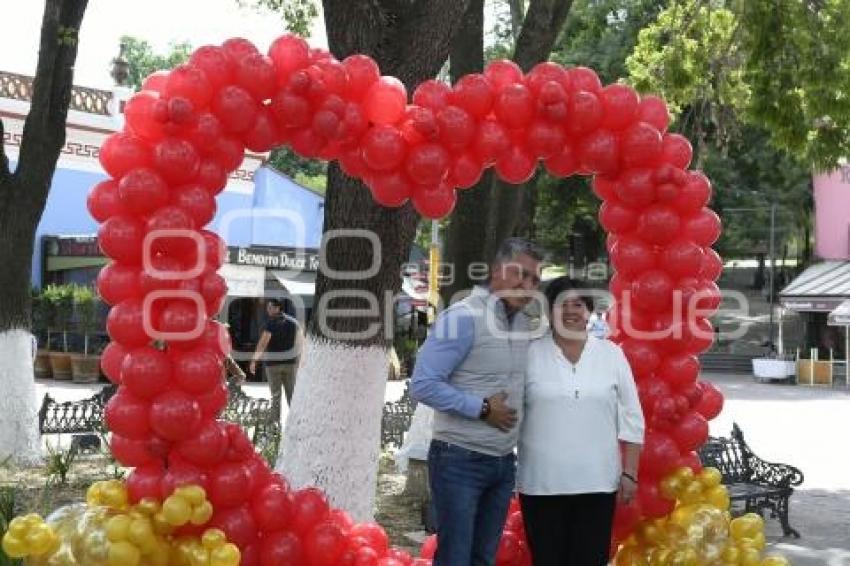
38,382,279,456
381,382,416,449
698,423,803,537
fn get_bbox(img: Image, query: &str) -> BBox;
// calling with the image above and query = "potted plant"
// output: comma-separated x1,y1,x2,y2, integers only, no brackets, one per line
31,287,52,379
71,285,102,383
44,284,74,380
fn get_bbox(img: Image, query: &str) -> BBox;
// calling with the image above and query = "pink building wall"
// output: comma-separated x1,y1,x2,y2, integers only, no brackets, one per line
813,167,850,259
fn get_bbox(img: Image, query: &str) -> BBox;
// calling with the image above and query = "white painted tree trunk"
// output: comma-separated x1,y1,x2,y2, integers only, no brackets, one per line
276,335,389,521
0,329,42,465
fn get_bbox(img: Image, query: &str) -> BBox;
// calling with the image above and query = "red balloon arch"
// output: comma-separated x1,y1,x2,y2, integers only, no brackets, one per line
83,34,728,566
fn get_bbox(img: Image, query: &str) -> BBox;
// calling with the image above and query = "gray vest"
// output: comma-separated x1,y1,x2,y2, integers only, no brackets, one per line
432,287,536,456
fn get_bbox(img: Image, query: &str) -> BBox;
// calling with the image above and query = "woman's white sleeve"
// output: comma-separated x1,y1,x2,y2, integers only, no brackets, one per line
615,347,645,443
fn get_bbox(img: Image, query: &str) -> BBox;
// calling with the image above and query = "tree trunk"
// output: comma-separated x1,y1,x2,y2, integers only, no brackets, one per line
442,0,573,296
0,0,88,464
277,0,471,520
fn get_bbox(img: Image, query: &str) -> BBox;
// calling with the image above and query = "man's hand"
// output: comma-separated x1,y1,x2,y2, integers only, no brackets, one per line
249,361,257,376
485,391,517,432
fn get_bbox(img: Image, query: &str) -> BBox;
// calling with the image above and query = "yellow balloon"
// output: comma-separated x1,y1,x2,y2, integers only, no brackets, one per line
134,498,161,516
202,529,227,550
674,467,696,483
660,475,682,499
704,485,730,510
639,522,666,545
176,485,207,506
738,545,762,566
698,468,723,489
2,534,28,558
210,543,241,566
190,501,214,526
679,481,704,505
108,540,141,566
761,555,791,566
163,495,192,526
730,515,761,540
26,524,57,555
105,515,132,543
720,545,739,563
671,505,698,527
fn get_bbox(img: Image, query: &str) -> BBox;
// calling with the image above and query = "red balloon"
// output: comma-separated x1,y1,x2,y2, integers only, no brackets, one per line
97,262,141,306
171,348,223,395
620,339,661,380
610,236,655,277
684,208,722,247
591,175,618,200
638,482,675,519
305,522,347,566
452,74,494,118
125,91,165,140
141,71,169,92
369,171,413,208
339,147,369,179
527,62,570,96
637,204,681,245
236,53,277,101
437,106,475,150
412,183,457,219
672,411,709,452
153,137,200,184
699,247,723,281
269,34,311,84
601,84,639,130
639,430,681,479
171,183,217,226
412,80,451,111
161,460,209,497
673,172,712,214
106,389,151,439
290,128,327,158
164,64,213,109
208,461,252,508
271,90,312,129
157,298,206,343
350,523,390,557
87,180,125,222
362,125,406,171
419,535,437,559
183,112,224,152
495,145,536,184
661,239,705,278
567,90,604,134
189,46,234,90
222,37,260,66
117,168,169,216
567,66,602,93
657,353,699,390
329,509,355,534
342,54,380,102
251,482,294,532
149,390,202,441
209,505,258,549
292,488,331,537
177,419,228,467
473,119,511,164
213,85,259,134
495,531,522,566
100,133,152,179
695,380,724,420
196,159,228,194
631,269,675,312
145,206,196,258
400,105,439,145
365,77,407,125
638,95,670,133
451,153,484,189
494,84,535,130
525,120,566,160
580,129,620,174
100,341,128,384
695,279,721,315
127,464,165,503
543,144,579,177
260,531,303,566
661,134,693,169
106,298,150,347
615,168,656,208
483,59,523,90
121,346,172,399
599,201,638,234
111,434,157,467
405,143,450,186
686,317,715,355
620,122,663,168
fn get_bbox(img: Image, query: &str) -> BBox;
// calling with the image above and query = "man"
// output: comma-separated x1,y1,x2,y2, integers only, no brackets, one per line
249,298,303,421
411,238,544,566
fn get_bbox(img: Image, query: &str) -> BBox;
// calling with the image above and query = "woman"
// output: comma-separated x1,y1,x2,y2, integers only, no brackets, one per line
517,276,644,565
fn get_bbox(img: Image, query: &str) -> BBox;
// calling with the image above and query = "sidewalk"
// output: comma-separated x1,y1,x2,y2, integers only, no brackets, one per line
706,373,850,565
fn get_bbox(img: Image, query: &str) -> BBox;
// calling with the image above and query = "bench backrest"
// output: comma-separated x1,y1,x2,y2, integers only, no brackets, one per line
698,424,754,483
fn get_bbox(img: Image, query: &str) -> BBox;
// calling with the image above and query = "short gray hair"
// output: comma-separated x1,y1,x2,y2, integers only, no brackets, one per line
492,237,544,265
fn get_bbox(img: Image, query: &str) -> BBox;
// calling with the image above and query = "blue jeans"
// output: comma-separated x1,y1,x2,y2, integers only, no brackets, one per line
428,440,516,566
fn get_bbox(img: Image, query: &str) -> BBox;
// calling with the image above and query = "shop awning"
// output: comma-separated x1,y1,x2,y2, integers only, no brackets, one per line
268,270,316,297
780,261,850,312
828,300,850,326
218,264,266,297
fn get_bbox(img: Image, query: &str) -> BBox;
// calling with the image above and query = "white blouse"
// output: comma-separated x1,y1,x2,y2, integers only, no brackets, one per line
517,334,645,495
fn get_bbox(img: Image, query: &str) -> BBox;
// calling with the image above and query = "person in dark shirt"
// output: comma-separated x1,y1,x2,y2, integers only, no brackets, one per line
249,298,303,421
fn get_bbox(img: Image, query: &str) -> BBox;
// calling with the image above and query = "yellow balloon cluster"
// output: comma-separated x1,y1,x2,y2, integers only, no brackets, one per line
2,514,60,559
615,467,793,566
1,481,239,566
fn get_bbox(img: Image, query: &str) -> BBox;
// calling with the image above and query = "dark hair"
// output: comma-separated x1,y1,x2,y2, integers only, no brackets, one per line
544,276,594,313
267,298,284,310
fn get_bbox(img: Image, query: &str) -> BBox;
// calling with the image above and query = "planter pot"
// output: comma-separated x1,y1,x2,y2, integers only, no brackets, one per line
34,350,52,379
48,352,72,380
71,354,102,383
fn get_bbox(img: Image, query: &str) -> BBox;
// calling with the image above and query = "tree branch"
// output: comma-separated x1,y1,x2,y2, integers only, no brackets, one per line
16,0,88,202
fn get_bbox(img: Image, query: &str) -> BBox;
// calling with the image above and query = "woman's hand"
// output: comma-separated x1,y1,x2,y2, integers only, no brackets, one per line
618,473,638,504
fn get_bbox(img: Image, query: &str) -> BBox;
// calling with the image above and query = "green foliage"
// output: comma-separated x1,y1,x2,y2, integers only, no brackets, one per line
627,0,850,170
42,285,74,351
0,486,22,566
268,147,328,194
44,441,77,487
121,35,192,91
236,0,318,37
72,286,98,355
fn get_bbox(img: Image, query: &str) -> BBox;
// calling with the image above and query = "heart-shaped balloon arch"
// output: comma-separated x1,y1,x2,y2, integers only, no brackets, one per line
1,34,791,566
